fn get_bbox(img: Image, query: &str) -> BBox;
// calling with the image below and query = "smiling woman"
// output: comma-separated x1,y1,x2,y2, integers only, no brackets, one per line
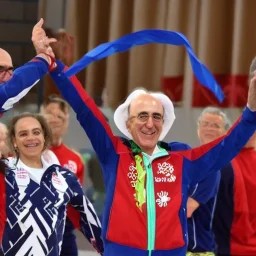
8,113,52,167
0,112,104,256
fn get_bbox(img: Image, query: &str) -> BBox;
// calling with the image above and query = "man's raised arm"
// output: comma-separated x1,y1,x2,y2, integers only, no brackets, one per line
0,19,56,113
183,73,256,186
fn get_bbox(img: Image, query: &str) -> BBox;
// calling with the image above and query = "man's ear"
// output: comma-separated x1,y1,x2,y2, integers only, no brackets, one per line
197,128,200,140
126,120,131,133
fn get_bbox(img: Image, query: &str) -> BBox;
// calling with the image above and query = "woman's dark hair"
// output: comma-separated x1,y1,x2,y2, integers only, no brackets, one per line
0,160,8,174
7,112,53,160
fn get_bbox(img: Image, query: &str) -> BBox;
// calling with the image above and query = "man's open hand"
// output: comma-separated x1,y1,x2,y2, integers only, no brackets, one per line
32,18,57,57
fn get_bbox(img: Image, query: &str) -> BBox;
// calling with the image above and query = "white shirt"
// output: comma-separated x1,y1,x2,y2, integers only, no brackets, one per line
8,150,60,184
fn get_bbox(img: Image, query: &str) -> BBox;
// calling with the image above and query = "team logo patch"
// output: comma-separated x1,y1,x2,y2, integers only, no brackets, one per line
52,172,62,185
16,168,29,179
51,170,68,193
16,168,30,186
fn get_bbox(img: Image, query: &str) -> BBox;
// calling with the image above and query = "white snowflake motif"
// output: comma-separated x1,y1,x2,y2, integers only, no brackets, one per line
157,162,176,182
127,163,138,187
156,191,171,207
157,162,174,176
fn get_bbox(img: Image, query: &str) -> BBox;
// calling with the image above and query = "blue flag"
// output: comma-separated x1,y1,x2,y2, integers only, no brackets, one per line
65,29,224,102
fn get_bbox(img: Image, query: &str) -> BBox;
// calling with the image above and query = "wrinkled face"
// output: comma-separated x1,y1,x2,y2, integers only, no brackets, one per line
13,117,45,160
0,49,13,84
41,103,69,140
126,94,164,154
198,113,226,145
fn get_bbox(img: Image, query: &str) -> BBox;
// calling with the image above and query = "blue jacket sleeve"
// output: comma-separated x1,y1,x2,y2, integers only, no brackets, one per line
69,173,103,254
50,61,119,164
169,137,220,203
0,57,49,113
182,107,256,186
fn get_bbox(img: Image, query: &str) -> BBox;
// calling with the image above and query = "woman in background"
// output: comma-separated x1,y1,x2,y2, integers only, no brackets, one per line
41,95,85,256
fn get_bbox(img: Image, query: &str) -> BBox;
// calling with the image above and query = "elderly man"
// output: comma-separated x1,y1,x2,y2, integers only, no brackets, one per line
28,15,256,255
213,57,256,256
186,107,231,256
46,53,256,256
0,18,56,115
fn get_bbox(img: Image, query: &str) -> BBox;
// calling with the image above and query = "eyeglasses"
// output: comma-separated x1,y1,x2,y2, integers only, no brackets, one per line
199,120,222,129
0,66,14,73
129,112,164,123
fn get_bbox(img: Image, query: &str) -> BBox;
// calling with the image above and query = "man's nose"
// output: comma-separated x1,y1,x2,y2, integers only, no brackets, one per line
145,117,154,128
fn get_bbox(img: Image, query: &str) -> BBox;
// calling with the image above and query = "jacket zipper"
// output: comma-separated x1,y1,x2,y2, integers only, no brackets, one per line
144,156,155,256
143,149,169,256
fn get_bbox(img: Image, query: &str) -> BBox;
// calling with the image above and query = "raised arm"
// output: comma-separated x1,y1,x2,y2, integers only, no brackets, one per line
182,106,256,186
0,18,56,114
182,71,256,186
69,173,103,255
32,19,113,161
50,61,119,164
0,54,54,113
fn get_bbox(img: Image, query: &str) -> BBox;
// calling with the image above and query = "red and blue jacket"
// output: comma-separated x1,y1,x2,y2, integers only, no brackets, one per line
51,60,256,256
213,148,256,256
0,56,50,114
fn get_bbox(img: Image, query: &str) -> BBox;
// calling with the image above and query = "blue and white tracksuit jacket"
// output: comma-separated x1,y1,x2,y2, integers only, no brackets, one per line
2,157,103,256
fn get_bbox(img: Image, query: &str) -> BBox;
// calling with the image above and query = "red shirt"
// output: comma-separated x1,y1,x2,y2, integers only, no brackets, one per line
214,148,256,255
231,148,256,255
50,143,85,229
0,171,5,244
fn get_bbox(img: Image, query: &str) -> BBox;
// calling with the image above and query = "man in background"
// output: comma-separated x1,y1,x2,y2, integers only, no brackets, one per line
187,107,231,256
